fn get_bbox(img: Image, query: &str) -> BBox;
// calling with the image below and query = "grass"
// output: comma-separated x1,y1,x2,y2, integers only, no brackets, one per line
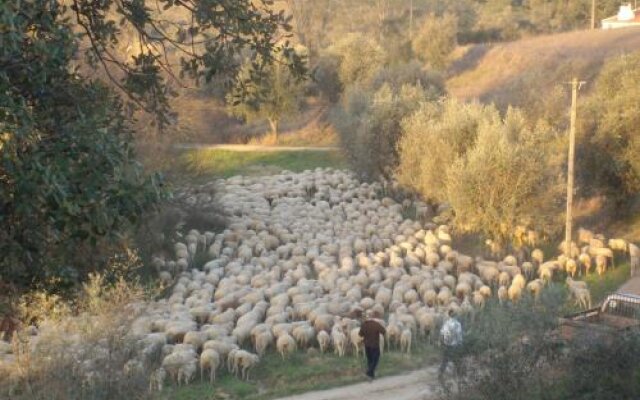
583,260,631,305
179,149,347,181
446,28,640,107
156,341,438,400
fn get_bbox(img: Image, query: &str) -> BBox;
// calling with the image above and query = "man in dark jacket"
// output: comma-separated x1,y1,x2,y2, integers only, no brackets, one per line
359,311,386,380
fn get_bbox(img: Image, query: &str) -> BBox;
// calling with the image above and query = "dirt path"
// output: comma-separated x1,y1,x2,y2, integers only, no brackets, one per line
274,366,441,400
175,143,339,152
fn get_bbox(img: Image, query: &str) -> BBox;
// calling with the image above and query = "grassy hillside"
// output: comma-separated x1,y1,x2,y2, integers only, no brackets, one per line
447,28,640,108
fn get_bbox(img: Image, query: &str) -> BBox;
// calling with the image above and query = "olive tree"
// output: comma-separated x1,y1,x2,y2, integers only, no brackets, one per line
227,50,307,138
333,65,444,180
326,33,387,87
412,13,458,70
446,109,565,246
0,0,304,287
581,52,640,200
396,99,497,204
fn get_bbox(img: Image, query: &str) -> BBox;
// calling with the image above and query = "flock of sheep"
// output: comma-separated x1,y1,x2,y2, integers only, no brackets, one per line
0,168,634,393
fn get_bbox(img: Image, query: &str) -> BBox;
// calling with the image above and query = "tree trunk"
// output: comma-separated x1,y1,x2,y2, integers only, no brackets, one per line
268,118,279,140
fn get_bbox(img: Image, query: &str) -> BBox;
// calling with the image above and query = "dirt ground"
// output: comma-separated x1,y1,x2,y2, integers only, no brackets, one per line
274,366,442,400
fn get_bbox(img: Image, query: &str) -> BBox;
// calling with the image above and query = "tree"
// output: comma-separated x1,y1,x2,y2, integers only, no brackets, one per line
0,0,304,287
396,99,498,204
326,33,387,87
411,13,458,70
580,52,640,200
227,50,306,138
334,79,443,180
446,109,565,247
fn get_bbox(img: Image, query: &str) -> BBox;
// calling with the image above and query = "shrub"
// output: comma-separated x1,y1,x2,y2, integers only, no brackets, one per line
412,13,458,70
369,61,445,95
313,54,343,102
445,109,565,247
326,33,387,87
580,52,640,200
3,251,159,400
334,83,438,180
396,99,497,204
446,286,567,400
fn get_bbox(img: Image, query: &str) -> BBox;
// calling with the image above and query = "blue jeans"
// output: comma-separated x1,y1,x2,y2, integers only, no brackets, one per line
365,346,381,378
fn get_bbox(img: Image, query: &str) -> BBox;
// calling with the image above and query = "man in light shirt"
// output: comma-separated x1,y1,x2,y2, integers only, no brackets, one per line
438,309,463,381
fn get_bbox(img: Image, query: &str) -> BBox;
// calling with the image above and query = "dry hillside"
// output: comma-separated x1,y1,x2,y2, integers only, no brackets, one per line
448,28,640,107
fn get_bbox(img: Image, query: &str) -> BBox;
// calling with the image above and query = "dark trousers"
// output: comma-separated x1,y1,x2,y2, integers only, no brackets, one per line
439,345,461,378
365,346,381,378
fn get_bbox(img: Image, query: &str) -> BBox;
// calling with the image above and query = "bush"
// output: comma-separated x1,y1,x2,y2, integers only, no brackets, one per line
369,61,445,94
326,33,387,87
412,13,458,70
446,286,566,399
450,286,640,400
396,99,497,204
580,52,640,200
313,54,343,102
2,252,159,400
334,82,440,180
445,109,565,247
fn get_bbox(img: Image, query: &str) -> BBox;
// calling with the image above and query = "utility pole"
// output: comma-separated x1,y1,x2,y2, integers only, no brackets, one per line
409,0,414,39
591,0,596,30
565,78,586,257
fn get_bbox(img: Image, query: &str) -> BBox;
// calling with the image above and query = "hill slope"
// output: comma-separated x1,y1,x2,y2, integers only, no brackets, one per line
447,28,640,108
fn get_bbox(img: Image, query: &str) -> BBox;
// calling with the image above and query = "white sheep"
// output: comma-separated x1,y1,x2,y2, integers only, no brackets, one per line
276,333,297,359
200,349,221,383
400,329,412,354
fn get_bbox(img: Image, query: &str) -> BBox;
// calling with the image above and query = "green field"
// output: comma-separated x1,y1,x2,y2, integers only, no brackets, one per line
155,341,438,400
178,149,347,181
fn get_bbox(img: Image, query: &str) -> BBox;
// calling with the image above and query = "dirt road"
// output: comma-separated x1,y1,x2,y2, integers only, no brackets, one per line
175,144,339,152
274,366,441,400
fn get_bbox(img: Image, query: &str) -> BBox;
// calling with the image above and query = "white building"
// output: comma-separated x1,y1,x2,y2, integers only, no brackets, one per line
602,4,640,30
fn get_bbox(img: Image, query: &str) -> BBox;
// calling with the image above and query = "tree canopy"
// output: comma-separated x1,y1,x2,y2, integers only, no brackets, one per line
0,0,305,287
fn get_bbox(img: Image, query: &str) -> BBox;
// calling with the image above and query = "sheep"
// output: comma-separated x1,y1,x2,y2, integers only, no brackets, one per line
162,350,197,383
254,331,274,356
350,327,363,357
526,279,544,300
386,322,403,349
200,349,221,383
609,238,627,252
578,253,592,275
572,288,592,309
595,255,608,276
508,284,522,302
235,350,260,380
149,367,166,392
565,259,578,277
400,329,412,354
331,327,347,357
276,333,297,359
317,331,331,353
531,248,544,266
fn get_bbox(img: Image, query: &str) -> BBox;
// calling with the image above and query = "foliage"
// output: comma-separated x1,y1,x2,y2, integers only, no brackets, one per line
369,60,445,94
227,50,307,137
445,109,565,246
451,286,640,400
0,0,304,288
326,33,387,87
396,99,497,204
4,252,157,400
412,13,458,69
334,79,443,180
580,52,640,200
447,286,566,400
313,54,343,102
